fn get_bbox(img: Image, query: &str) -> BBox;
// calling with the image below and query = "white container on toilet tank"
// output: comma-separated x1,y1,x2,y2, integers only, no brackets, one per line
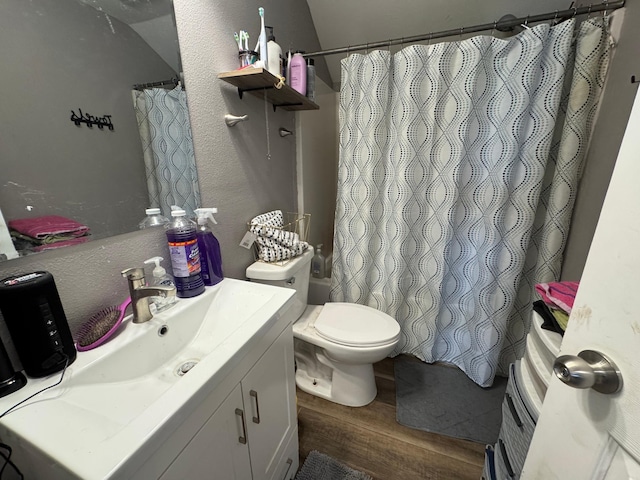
246,247,400,407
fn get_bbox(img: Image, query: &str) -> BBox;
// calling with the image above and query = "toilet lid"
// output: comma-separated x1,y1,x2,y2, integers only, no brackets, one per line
314,303,400,347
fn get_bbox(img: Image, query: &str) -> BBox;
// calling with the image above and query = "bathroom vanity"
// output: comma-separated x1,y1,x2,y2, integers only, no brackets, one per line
0,279,298,479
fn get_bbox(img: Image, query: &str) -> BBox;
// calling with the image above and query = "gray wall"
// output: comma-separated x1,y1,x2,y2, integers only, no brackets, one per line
0,0,177,240
561,6,639,280
0,0,326,367
297,78,339,254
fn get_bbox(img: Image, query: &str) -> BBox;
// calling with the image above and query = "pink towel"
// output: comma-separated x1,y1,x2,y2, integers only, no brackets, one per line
535,281,579,314
9,215,89,240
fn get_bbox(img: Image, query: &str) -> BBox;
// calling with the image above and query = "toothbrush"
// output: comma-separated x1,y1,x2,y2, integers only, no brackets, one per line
258,7,268,66
234,32,241,51
243,31,250,51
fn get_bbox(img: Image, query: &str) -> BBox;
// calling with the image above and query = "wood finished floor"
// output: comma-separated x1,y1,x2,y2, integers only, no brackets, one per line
296,355,485,480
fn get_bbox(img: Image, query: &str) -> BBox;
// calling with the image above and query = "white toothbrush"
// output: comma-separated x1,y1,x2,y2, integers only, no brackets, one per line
258,7,268,65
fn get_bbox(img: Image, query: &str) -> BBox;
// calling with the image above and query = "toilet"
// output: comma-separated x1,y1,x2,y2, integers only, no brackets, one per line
246,248,400,407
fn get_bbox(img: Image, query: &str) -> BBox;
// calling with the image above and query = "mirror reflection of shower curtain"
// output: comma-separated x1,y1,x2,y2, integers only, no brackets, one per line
132,85,201,216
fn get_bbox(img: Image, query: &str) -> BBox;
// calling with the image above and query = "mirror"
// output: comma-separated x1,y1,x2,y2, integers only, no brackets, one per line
0,0,197,261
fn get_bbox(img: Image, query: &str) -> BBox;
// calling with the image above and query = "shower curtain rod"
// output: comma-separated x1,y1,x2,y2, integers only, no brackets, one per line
302,0,624,58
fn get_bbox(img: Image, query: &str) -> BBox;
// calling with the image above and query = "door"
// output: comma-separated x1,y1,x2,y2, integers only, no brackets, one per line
242,326,297,480
521,89,640,478
160,384,252,480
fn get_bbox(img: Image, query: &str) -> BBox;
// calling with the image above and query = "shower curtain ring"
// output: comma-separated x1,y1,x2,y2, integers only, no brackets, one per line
554,10,559,22
587,4,593,17
572,7,578,18
387,39,392,52
491,20,497,37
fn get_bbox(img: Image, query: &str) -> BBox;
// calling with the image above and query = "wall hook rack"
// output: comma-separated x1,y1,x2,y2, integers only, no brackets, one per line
225,114,249,127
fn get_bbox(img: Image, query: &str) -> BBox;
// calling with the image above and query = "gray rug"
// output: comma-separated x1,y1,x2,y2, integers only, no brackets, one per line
295,451,372,480
394,356,507,444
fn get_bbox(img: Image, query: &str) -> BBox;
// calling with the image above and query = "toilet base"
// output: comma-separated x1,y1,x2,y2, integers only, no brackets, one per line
295,358,377,407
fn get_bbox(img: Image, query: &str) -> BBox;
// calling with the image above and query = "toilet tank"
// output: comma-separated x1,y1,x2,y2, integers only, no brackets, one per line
245,247,313,322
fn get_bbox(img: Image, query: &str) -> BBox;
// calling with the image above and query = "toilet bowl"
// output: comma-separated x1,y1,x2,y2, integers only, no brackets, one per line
246,248,400,407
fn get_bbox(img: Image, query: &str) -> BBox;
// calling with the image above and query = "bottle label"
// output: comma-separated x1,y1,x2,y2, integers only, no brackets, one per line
168,238,201,277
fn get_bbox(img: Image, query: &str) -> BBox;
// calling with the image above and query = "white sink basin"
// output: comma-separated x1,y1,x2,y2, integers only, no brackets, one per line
0,278,294,479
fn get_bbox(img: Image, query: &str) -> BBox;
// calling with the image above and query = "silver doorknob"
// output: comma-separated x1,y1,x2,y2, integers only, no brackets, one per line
553,350,622,394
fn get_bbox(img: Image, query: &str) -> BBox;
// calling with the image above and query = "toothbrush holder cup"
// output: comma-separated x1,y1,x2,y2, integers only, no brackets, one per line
239,50,259,68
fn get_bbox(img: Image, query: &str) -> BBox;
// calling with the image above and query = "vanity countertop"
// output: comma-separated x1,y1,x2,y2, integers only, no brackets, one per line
0,279,294,479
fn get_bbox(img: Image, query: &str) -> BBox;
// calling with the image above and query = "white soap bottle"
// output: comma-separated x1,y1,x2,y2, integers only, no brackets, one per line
266,26,282,78
144,256,178,312
311,244,325,278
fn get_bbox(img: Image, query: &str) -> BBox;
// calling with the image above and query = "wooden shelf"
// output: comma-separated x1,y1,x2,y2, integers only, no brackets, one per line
218,67,319,111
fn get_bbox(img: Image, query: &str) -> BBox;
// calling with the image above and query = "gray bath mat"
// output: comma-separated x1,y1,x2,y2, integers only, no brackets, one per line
394,356,507,444
295,450,372,480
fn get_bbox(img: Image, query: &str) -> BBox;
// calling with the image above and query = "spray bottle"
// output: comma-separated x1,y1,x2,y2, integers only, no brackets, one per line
194,208,224,286
144,256,178,312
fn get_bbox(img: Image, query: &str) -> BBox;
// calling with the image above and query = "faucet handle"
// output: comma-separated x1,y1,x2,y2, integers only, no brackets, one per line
121,267,145,281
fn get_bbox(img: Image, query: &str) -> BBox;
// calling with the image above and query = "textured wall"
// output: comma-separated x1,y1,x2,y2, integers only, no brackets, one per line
562,7,639,280
0,0,326,367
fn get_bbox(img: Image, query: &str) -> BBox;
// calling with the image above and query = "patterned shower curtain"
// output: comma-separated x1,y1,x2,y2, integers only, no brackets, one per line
132,85,201,216
331,18,611,387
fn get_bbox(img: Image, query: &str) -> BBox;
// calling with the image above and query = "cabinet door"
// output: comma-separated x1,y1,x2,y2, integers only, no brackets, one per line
242,326,296,480
160,384,252,480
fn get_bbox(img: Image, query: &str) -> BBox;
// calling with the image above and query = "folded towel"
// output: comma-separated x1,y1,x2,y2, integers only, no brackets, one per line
532,300,565,336
9,215,90,242
249,210,309,262
535,281,579,315
33,236,91,252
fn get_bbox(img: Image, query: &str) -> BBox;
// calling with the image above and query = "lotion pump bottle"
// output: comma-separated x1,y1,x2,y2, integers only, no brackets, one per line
311,244,325,278
194,208,224,286
143,256,178,312
289,51,307,95
265,26,282,78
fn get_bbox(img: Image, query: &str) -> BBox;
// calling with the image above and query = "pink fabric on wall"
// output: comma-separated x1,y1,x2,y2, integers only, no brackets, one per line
9,215,89,239
535,281,579,314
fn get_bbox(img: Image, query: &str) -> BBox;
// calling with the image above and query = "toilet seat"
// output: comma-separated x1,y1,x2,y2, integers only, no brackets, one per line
314,303,400,347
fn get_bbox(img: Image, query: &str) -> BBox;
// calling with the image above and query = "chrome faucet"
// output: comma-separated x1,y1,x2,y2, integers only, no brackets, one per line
121,267,177,323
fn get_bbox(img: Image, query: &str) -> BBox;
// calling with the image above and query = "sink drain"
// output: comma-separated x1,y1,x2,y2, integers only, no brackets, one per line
176,360,198,376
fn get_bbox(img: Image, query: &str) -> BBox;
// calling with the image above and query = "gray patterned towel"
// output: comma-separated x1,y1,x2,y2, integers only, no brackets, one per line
249,210,309,262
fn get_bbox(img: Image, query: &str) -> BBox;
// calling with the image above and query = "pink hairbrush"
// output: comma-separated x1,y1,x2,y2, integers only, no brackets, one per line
75,297,131,351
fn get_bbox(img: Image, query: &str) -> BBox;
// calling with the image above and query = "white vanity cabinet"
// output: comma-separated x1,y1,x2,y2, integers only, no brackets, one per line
137,321,298,480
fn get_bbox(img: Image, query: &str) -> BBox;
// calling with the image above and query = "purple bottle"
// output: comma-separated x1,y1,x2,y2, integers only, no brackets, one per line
195,208,224,286
165,209,205,298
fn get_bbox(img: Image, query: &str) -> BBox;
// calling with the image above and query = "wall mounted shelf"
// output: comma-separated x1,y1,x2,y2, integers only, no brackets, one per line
218,68,319,111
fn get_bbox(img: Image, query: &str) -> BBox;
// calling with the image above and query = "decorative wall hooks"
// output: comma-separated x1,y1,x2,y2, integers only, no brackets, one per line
70,108,114,130
225,114,249,127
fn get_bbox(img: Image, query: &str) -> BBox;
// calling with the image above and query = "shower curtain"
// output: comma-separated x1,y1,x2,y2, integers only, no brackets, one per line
132,85,201,216
331,18,611,387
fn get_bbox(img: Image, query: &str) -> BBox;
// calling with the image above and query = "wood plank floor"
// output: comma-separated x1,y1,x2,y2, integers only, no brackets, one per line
296,355,485,480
